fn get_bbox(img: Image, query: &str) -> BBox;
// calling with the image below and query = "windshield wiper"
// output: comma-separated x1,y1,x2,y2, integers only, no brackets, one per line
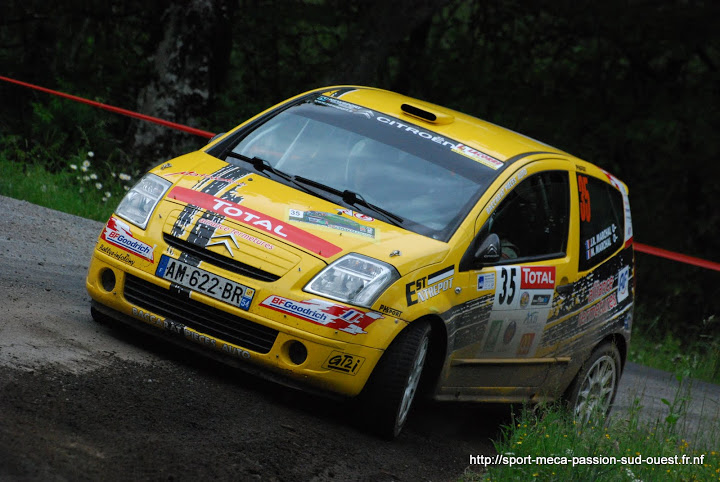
225,154,403,226
340,189,404,227
289,176,404,226
226,153,286,179
225,153,335,202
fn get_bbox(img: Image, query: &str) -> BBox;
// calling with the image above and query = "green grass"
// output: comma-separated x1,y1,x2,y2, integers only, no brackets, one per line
0,154,132,222
463,402,719,481
629,331,720,385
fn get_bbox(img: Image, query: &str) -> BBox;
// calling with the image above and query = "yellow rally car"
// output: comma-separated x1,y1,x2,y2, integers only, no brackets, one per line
86,86,634,438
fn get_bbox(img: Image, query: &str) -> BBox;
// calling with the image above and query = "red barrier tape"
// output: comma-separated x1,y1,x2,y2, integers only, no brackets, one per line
635,242,720,272
2,75,719,272
0,75,216,139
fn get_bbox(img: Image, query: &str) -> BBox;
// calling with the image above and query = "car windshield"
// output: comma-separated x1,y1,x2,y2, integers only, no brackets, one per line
221,94,501,241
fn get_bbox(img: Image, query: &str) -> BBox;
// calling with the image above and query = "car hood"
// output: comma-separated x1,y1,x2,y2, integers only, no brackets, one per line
153,152,450,276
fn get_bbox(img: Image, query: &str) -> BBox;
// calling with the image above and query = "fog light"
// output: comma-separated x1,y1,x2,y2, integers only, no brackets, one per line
100,268,116,292
288,341,308,365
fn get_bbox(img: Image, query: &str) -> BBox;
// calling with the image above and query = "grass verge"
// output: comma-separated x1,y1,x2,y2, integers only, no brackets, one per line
629,331,720,385
463,400,719,481
0,154,133,222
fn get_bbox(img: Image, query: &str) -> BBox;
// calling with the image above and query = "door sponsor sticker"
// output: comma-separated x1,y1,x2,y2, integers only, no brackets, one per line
494,266,556,310
477,265,558,357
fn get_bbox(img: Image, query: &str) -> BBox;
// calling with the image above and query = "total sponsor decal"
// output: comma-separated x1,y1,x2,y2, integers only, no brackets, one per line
260,296,384,335
101,216,155,262
131,307,250,359
405,266,455,306
168,186,342,257
521,266,556,290
322,351,365,375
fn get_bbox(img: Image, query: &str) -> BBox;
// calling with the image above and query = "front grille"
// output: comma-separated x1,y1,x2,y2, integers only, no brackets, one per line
164,234,280,282
124,274,278,354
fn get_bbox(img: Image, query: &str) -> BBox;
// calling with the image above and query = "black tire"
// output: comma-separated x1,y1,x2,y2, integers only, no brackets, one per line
565,342,622,425
359,319,432,439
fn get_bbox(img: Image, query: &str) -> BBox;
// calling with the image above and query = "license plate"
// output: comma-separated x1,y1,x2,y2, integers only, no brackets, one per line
156,255,255,310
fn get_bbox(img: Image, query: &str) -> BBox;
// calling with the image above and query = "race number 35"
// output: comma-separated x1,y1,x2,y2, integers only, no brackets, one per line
496,267,518,306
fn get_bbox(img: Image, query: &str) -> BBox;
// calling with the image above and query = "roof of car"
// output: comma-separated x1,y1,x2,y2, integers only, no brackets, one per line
315,86,572,164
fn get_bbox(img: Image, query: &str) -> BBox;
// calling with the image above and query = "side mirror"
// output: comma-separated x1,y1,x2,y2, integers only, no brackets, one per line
475,233,501,264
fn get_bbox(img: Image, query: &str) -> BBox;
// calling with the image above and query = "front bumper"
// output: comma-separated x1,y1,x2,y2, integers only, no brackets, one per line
86,253,383,397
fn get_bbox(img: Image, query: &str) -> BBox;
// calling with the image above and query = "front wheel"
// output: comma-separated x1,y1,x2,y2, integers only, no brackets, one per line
565,342,622,425
359,319,431,439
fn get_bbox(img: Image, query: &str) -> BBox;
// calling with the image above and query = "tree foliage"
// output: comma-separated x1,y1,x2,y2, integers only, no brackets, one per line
1,0,718,341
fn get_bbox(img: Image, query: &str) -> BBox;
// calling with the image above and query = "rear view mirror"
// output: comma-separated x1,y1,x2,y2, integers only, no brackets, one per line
475,233,501,264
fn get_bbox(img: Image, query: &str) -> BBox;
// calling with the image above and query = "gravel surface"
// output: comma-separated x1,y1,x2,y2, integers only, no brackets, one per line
1,195,717,480
0,195,502,481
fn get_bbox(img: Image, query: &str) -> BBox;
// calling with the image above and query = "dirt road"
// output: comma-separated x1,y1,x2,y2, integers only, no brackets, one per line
0,195,717,481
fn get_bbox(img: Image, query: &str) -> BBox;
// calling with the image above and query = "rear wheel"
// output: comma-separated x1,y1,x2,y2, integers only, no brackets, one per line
565,343,621,425
360,319,431,439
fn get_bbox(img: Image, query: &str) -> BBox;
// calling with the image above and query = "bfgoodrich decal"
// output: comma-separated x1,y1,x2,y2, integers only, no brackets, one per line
260,296,383,335
101,216,155,262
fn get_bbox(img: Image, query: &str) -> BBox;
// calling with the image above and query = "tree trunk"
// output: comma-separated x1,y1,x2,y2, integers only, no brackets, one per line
133,0,232,166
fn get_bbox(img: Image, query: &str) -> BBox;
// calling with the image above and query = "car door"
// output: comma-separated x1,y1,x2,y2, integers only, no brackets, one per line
440,160,576,398
543,168,634,376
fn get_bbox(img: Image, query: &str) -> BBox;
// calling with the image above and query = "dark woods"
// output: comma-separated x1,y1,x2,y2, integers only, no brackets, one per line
1,0,718,343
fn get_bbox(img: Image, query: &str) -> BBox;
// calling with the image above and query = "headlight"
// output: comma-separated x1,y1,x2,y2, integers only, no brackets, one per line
304,253,400,308
115,174,172,229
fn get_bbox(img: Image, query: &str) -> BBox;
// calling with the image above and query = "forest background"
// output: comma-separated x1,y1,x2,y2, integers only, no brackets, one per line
1,0,718,349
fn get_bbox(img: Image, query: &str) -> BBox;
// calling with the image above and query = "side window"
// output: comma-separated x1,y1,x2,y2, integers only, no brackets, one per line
577,174,625,271
479,170,569,262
